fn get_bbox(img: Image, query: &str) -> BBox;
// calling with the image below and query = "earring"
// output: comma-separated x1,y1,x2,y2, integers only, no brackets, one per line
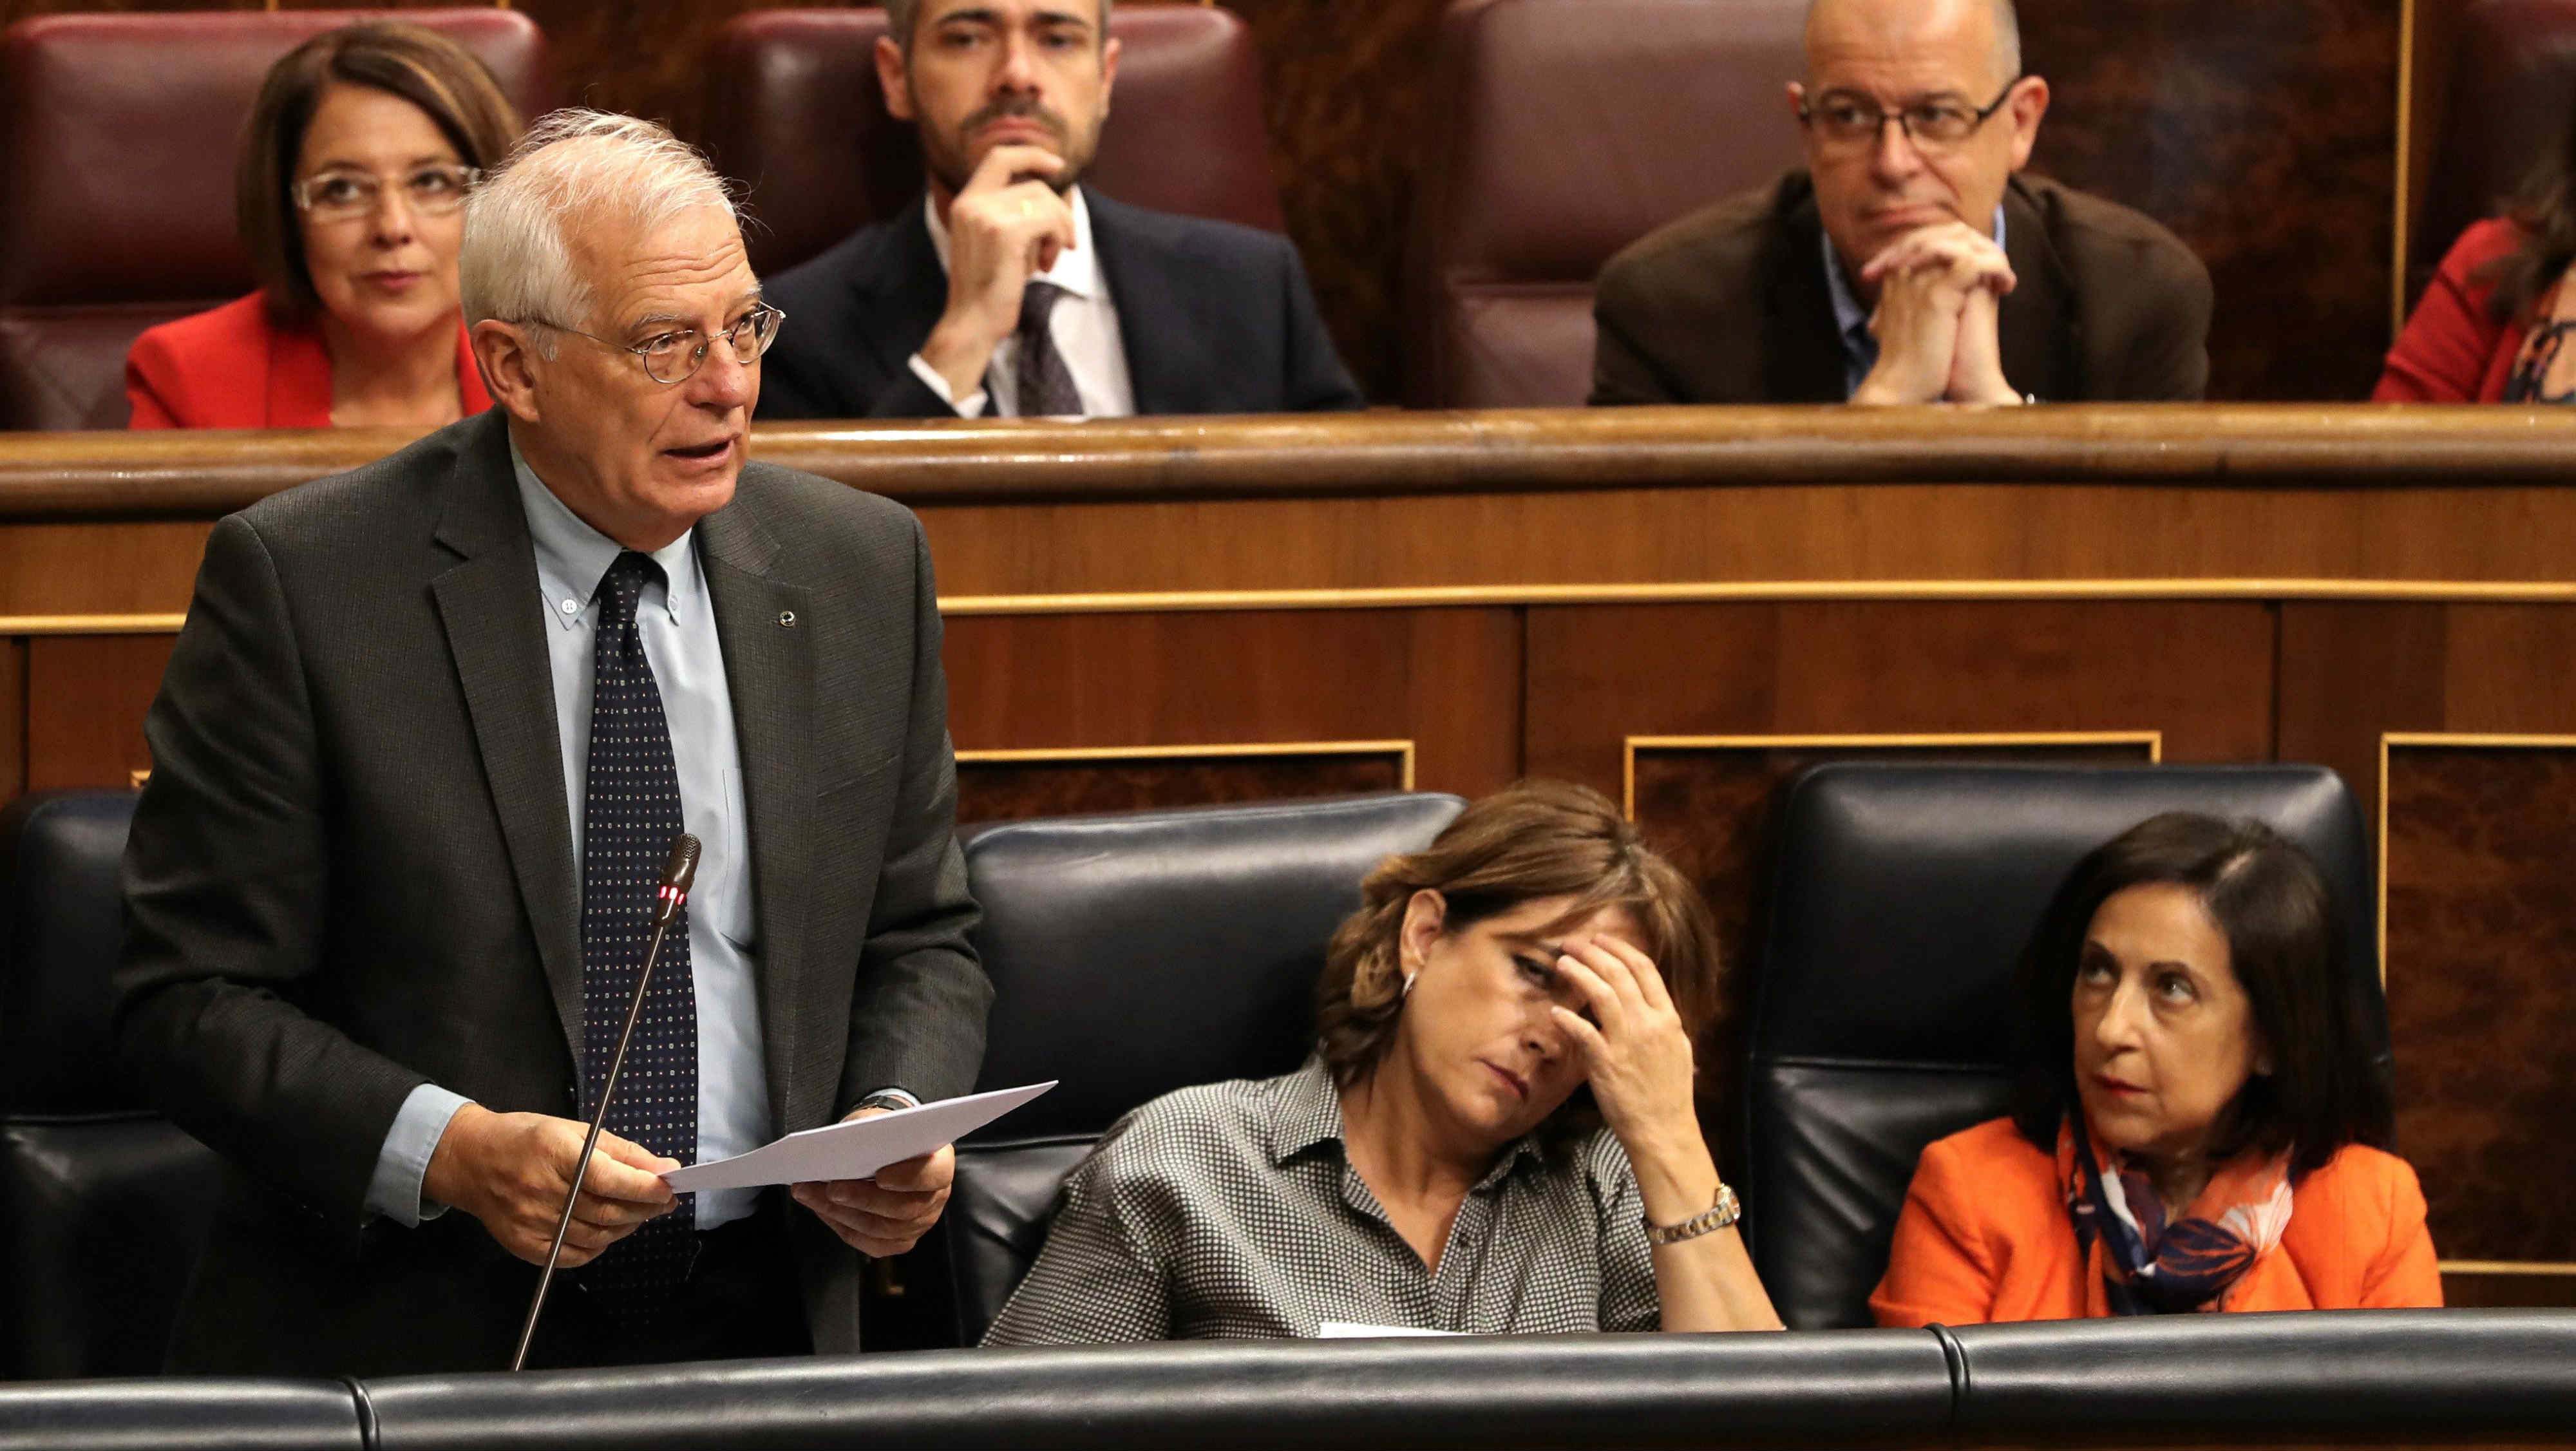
1401,971,1417,998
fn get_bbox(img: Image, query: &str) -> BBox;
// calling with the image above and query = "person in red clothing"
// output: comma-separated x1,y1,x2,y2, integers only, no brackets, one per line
2380,115,2576,402
125,24,520,429
1873,812,2439,1325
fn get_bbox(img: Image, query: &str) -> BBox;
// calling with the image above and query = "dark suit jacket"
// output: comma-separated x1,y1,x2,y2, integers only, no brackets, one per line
758,190,1364,419
113,409,990,1374
1590,171,2213,404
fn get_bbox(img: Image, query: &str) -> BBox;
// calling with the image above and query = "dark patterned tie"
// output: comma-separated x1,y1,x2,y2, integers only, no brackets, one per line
579,550,697,1296
1014,280,1083,417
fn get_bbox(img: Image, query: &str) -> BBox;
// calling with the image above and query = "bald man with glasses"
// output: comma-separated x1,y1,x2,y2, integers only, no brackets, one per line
1591,0,2209,406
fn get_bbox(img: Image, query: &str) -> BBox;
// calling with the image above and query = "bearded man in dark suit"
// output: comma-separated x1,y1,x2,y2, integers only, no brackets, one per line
113,109,990,1375
758,0,1362,420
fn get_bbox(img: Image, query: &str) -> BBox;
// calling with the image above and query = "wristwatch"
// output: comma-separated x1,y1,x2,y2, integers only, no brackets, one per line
1644,1181,1743,1246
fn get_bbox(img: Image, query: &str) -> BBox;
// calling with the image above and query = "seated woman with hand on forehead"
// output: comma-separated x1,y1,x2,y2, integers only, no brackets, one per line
1873,813,2439,1325
983,781,1783,1343
125,23,518,428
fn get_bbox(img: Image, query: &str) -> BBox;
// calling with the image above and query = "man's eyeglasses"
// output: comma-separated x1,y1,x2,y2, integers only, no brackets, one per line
290,164,482,222
522,303,787,386
1797,78,2022,150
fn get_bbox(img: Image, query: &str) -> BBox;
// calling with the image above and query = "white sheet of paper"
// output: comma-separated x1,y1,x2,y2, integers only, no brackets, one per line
1317,1322,1461,1338
661,1081,1055,1193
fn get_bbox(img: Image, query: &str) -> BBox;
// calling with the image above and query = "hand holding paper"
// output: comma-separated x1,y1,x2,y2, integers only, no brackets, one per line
663,1083,1054,1258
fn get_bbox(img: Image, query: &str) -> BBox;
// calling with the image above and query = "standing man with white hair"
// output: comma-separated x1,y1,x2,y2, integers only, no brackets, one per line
114,109,990,1374
1591,0,2210,406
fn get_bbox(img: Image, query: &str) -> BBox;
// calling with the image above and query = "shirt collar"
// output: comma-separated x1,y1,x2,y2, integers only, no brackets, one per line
1267,1055,1548,1190
509,429,697,632
922,184,1104,301
1823,201,2011,344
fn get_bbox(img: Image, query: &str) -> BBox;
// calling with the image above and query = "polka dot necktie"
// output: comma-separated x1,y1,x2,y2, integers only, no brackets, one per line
578,550,697,1296
1014,280,1083,417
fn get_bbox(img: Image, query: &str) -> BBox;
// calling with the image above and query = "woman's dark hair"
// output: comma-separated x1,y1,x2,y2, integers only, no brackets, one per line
2481,113,2576,324
2008,811,2392,1177
236,23,522,321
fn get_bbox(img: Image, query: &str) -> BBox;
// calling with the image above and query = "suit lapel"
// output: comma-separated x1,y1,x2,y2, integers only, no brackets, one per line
1768,189,1853,403
1999,177,2075,400
1089,193,1207,414
859,205,959,400
427,413,585,1068
696,484,820,1132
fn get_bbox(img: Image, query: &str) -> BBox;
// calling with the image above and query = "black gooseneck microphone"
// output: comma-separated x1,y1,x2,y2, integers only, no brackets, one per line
509,832,701,1372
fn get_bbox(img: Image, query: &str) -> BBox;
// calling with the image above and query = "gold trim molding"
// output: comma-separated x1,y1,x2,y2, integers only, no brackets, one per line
1620,731,2164,819
957,739,1417,791
8,579,2576,634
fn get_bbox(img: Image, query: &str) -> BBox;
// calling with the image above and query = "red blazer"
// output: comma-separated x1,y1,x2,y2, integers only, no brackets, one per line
2376,218,2530,403
1871,1116,2443,1327
125,291,491,429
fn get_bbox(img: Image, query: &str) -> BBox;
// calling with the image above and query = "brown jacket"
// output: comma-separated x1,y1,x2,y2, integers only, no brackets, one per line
1590,171,2211,404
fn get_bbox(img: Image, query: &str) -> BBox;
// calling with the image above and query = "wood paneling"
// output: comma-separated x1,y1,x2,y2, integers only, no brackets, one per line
2022,2,2404,399
1524,601,2274,800
958,748,1406,824
2383,741,2576,1266
942,607,1520,797
24,634,171,790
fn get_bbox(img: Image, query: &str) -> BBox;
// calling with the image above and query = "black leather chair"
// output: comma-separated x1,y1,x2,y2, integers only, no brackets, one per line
0,1378,363,1448
1,791,224,1380
943,792,1466,1346
1743,764,2382,1330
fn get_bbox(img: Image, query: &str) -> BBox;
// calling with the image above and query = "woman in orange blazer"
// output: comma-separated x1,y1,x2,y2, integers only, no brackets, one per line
126,23,516,430
1873,813,2439,1325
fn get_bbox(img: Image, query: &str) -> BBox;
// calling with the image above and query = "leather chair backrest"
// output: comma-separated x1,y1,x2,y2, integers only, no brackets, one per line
945,792,1465,1345
1745,763,2382,1329
1405,0,1808,407
0,10,553,431
701,6,1284,279
2411,0,2576,304
1,791,227,1380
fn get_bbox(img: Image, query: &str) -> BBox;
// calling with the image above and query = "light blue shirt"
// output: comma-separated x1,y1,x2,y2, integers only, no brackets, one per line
363,437,774,1229
1824,204,2010,399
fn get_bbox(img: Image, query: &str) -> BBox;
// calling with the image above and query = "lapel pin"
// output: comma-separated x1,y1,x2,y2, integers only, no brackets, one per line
777,610,797,628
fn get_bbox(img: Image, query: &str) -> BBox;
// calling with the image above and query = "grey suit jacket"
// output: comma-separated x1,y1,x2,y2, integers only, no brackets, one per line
113,409,989,1373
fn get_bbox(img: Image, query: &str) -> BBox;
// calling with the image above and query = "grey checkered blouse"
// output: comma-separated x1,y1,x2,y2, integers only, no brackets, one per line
981,1057,1661,1344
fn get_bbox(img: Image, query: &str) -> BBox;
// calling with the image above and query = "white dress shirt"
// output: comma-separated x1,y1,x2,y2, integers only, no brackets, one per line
906,185,1137,418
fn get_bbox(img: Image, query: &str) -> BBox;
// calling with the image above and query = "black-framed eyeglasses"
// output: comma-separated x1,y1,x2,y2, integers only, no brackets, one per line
1797,77,2022,149
520,302,786,385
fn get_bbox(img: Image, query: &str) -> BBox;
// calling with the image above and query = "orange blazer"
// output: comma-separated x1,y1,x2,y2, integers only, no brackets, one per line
1871,1116,2442,1326
124,290,490,430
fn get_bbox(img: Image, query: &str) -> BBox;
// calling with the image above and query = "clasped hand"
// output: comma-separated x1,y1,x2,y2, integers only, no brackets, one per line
1850,220,2022,406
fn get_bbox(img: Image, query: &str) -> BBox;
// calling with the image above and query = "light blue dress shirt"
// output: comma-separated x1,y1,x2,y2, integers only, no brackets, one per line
1824,204,2010,399
363,437,775,1229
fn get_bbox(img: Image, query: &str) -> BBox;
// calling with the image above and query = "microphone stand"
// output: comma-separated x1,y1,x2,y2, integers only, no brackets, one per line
510,833,700,1372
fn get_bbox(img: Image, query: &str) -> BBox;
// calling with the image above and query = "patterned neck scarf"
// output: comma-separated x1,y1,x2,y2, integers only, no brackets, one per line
2056,1114,2293,1314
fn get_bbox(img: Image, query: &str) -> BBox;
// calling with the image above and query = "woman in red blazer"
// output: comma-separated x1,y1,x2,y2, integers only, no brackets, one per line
126,23,518,430
2379,110,2576,403
1873,813,2439,1326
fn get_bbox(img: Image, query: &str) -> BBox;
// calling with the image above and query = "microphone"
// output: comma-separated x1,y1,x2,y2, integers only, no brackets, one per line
510,833,700,1372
